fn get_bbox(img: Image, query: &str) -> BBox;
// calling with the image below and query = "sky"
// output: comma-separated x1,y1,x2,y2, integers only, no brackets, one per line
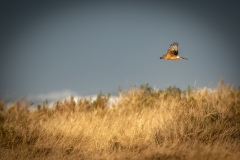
1,0,240,104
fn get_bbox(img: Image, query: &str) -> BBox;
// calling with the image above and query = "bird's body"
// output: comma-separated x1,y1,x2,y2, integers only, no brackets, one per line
160,42,188,60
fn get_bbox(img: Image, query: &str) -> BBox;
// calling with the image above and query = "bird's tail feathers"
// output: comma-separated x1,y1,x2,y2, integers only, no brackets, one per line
180,57,188,60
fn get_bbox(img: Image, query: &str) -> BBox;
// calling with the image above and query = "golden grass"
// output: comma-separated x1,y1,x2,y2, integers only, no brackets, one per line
0,79,240,159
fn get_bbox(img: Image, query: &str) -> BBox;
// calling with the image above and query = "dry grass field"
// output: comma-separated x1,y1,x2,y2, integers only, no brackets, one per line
1,79,240,159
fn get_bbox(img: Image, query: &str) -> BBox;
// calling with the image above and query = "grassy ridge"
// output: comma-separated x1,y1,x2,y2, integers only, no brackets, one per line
0,80,240,159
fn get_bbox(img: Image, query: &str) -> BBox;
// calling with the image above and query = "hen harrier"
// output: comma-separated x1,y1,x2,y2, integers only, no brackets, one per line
160,42,188,60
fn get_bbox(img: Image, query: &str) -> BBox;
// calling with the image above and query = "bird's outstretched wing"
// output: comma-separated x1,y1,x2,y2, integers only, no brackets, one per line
167,42,178,55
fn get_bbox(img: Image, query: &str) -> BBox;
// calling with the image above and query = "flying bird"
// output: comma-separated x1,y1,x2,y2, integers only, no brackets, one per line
160,42,188,60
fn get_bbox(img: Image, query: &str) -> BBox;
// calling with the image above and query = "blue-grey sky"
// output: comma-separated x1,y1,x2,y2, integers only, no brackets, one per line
1,1,240,102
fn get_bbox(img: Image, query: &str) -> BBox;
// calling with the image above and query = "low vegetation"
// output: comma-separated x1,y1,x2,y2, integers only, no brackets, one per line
0,79,240,159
